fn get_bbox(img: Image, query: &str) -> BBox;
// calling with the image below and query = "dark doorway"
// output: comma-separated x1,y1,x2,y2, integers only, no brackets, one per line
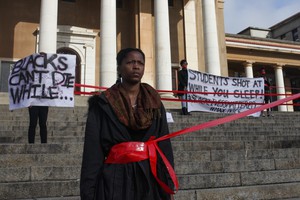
291,78,300,111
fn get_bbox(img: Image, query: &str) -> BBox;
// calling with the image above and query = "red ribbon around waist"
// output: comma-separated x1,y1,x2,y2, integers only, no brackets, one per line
105,140,179,194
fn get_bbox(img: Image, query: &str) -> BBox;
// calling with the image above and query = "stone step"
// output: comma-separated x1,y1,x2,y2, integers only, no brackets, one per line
1,103,299,115
172,140,300,150
0,143,83,155
0,166,80,183
0,128,299,141
0,180,79,200
17,197,80,200
0,130,84,137
2,112,299,122
0,124,85,132
1,170,299,199
3,182,300,200
177,169,300,189
3,157,299,183
0,161,300,198
0,127,297,138
211,148,300,161
169,123,300,131
0,110,87,122
172,135,300,141
1,162,300,198
1,131,300,143
2,125,299,133
1,139,299,155
2,105,300,119
173,182,300,200
1,122,299,132
2,135,300,144
170,129,300,137
0,148,298,169
0,154,82,168
174,148,300,162
0,136,84,144
0,120,86,126
174,158,300,174
4,116,297,123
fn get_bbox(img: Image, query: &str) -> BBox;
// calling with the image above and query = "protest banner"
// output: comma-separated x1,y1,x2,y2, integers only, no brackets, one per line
8,53,76,110
187,69,264,117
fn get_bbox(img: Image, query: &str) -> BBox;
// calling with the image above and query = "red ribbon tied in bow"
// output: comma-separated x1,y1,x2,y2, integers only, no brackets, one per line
105,140,179,194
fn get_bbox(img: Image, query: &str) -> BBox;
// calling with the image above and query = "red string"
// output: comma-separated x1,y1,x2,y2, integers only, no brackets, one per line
155,93,300,143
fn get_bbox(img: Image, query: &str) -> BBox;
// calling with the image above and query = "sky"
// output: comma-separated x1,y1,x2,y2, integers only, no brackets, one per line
224,0,300,34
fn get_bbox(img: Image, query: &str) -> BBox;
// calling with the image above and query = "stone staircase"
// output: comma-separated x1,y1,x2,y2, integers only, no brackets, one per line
1,104,300,200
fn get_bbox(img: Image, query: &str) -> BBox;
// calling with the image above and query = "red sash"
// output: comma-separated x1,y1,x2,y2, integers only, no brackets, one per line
105,139,179,194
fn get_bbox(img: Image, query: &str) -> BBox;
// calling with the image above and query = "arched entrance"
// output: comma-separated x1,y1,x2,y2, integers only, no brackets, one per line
57,47,81,93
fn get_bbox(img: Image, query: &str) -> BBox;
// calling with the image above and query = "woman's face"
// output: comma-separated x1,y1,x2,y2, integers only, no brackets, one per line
118,51,145,84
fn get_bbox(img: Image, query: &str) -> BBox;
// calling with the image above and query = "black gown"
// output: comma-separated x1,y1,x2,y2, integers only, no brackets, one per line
80,94,174,200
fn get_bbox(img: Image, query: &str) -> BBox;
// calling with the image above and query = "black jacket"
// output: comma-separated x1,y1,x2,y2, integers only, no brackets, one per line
177,69,188,96
80,93,174,200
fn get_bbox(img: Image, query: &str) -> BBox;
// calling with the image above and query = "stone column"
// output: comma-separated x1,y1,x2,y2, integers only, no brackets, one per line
183,0,199,70
39,0,58,53
100,0,117,88
202,0,221,75
274,64,287,111
154,0,172,94
243,61,254,78
84,44,96,92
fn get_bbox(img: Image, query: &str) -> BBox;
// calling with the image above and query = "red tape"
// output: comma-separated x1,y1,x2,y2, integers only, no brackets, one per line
156,93,300,142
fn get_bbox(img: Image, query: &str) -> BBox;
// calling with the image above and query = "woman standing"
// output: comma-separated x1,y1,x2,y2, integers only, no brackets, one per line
80,48,175,200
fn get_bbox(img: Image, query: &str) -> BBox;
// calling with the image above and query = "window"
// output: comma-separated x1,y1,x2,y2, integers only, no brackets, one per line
0,61,15,92
117,0,123,8
172,67,179,92
168,0,174,7
292,28,299,42
280,34,286,40
61,0,76,3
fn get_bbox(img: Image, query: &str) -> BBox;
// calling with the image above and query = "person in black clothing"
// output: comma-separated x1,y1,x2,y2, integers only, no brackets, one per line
28,106,49,143
80,48,174,200
260,68,272,117
177,59,190,115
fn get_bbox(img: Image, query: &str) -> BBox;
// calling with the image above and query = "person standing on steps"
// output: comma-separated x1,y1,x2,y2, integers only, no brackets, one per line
260,68,273,117
28,106,49,143
80,48,175,200
177,59,190,115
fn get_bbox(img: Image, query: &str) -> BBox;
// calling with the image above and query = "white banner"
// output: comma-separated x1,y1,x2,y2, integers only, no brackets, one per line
187,70,264,117
8,53,76,110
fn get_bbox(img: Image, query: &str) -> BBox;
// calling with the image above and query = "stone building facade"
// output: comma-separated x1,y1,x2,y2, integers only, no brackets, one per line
0,0,300,111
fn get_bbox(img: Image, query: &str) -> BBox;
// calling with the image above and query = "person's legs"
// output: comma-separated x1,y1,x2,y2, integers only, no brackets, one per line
261,96,268,117
39,106,49,143
180,93,190,115
180,94,187,115
265,97,272,116
28,106,39,143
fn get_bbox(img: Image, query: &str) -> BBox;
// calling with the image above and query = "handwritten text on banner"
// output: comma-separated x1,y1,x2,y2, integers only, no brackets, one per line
187,69,264,117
